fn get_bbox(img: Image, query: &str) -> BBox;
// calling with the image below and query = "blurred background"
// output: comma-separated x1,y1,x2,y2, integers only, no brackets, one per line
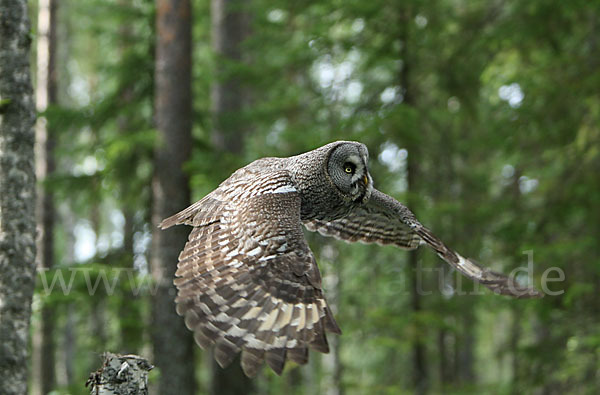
28,0,599,394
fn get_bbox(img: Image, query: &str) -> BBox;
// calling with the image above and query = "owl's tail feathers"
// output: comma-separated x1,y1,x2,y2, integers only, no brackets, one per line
176,280,343,377
159,196,224,229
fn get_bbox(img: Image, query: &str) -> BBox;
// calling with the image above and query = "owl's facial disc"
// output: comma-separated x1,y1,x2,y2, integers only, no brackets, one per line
328,143,373,203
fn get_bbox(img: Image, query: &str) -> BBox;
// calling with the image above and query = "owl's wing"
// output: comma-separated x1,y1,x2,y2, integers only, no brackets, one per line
161,178,341,377
303,191,422,250
304,189,542,298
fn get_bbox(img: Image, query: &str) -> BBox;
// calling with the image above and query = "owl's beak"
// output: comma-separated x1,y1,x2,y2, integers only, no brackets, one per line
363,174,368,185
360,172,373,203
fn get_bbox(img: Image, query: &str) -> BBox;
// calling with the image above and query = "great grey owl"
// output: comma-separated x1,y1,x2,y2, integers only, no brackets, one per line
160,141,541,377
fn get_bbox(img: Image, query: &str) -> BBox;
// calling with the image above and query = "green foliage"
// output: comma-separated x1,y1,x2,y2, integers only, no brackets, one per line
31,0,599,393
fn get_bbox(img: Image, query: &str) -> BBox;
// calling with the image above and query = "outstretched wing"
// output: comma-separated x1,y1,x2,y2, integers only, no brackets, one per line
305,189,542,298
160,175,341,377
304,190,421,250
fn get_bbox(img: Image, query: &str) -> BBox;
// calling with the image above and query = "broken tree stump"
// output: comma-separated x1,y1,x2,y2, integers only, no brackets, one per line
86,352,153,395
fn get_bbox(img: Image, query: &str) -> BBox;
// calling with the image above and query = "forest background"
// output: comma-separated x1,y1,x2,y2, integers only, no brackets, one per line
3,0,599,394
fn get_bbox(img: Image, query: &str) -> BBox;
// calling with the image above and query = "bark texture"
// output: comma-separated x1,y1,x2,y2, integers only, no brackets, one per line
0,0,38,394
86,353,153,395
151,0,196,394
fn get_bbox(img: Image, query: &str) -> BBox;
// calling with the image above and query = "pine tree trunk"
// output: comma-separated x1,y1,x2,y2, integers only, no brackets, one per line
33,0,59,392
210,0,248,152
0,0,38,393
209,0,254,392
151,0,196,394
399,6,428,394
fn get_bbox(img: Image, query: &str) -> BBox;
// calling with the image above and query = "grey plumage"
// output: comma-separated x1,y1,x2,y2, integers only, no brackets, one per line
160,141,541,377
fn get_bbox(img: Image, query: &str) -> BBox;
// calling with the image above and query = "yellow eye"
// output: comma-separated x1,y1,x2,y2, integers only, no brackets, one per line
343,162,356,174
345,166,353,173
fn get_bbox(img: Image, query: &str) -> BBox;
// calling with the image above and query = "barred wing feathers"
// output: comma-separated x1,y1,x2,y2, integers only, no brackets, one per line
161,174,340,377
303,191,421,250
305,190,542,298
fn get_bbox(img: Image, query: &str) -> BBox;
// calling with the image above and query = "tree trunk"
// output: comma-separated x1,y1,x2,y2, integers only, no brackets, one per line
33,0,59,392
152,0,196,394
86,353,153,395
407,224,427,395
211,0,248,152
399,6,428,395
0,0,38,393
209,0,254,392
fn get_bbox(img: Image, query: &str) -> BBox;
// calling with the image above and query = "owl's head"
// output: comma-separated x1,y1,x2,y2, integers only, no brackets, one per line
327,142,373,203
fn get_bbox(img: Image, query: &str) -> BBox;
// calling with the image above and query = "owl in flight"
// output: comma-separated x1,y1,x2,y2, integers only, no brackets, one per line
160,141,541,377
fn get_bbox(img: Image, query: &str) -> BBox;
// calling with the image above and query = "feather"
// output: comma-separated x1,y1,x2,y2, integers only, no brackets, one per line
241,348,264,377
214,338,240,368
265,348,287,375
287,347,309,365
